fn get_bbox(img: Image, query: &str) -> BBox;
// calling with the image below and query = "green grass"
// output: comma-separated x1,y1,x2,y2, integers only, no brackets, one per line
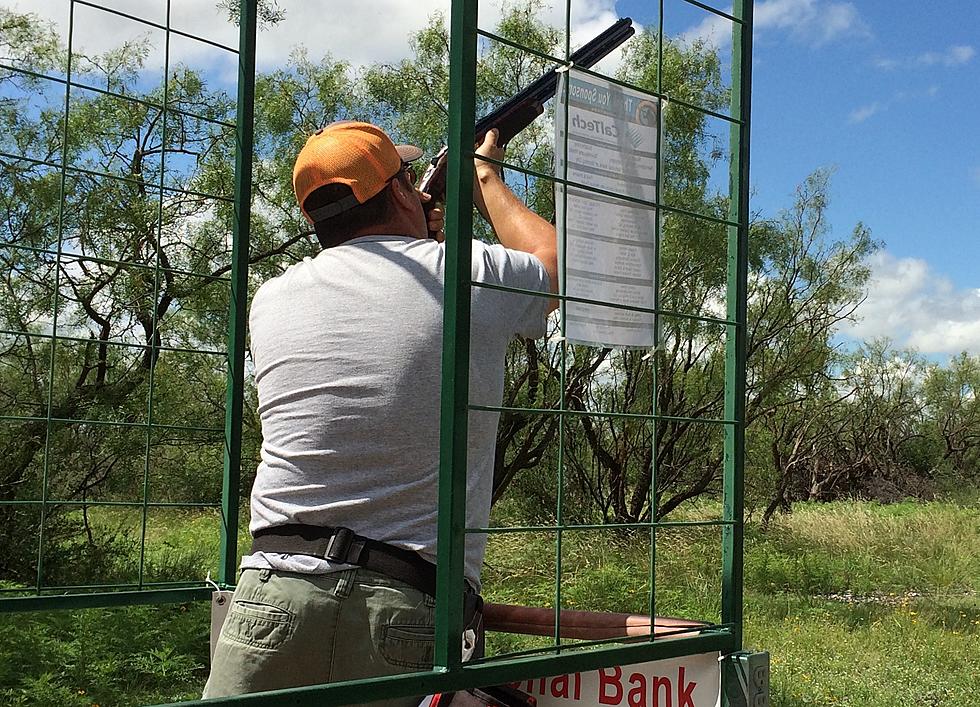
749,594,979,707
1,500,978,706
0,602,211,706
478,500,980,706
744,500,980,707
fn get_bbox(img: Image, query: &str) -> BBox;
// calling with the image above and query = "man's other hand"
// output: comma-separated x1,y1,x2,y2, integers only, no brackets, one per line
419,191,446,242
474,128,504,182
473,129,504,218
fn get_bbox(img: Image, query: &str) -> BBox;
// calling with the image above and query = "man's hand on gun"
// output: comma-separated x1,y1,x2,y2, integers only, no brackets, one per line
474,128,505,178
416,129,504,242
473,128,504,220
419,190,445,242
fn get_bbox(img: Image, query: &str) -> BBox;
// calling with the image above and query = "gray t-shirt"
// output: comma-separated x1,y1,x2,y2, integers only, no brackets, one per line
241,235,550,590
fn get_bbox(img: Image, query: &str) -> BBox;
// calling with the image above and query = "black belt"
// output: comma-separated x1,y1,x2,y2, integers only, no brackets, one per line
251,524,439,597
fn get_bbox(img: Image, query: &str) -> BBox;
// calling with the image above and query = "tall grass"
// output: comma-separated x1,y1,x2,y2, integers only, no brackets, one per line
748,501,980,595
1,500,977,706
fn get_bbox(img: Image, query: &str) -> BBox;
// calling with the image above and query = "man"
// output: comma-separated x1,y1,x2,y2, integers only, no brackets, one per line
204,121,557,702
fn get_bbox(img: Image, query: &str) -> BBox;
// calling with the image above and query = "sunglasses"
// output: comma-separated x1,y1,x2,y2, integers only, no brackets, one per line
385,162,418,190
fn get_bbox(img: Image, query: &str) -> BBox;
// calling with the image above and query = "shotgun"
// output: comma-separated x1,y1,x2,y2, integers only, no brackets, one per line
418,17,635,237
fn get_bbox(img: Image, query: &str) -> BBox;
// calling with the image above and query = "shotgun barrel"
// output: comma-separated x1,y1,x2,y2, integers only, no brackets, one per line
419,17,635,236
474,16,635,145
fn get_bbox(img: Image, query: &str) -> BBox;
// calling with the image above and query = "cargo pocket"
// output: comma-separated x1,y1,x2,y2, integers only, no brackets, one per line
220,599,294,650
381,623,435,670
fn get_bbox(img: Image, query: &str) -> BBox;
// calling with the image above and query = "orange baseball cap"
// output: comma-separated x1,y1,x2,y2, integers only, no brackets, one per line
292,121,423,224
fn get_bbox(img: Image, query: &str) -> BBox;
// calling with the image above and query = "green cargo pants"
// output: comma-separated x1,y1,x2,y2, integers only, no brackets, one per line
203,567,436,705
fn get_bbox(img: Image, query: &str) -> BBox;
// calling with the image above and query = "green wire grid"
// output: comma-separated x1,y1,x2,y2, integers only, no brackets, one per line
1,0,754,703
0,0,255,611
165,0,752,703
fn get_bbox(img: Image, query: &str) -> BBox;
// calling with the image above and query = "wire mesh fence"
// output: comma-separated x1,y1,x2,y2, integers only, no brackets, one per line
0,0,253,609
0,0,752,702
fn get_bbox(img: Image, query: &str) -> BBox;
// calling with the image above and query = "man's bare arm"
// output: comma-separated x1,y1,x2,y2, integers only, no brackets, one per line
472,129,559,312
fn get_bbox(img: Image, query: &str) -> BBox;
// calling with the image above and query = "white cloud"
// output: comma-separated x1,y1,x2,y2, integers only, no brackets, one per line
876,44,975,71
846,85,938,125
848,102,879,123
947,45,977,64
679,14,728,49
9,0,238,79
256,0,632,71
681,0,867,50
564,2,637,76
10,0,632,76
917,44,975,66
842,251,980,355
11,0,452,74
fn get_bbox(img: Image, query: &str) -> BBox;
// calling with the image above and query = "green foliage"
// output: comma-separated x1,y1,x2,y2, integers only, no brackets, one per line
921,352,980,484
0,13,978,706
0,2,311,586
2,0,976,596
362,14,451,153
619,31,726,212
216,0,286,28
0,9,63,74
0,602,210,706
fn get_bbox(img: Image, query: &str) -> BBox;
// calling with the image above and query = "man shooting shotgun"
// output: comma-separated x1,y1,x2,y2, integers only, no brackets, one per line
203,18,632,705
419,16,634,237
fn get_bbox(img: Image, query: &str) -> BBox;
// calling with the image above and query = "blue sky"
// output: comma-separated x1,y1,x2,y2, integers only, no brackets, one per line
620,0,980,356
14,0,980,355
744,0,979,285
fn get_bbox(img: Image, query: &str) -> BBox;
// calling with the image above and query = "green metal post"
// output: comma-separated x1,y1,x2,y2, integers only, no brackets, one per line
219,0,257,586
435,0,478,671
722,0,753,656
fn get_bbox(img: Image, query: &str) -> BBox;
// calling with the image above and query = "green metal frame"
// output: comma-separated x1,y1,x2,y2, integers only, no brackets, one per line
0,0,256,611
1,0,754,704
724,0,753,656
220,0,258,590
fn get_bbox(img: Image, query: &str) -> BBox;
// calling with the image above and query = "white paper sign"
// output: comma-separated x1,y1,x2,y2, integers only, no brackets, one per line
510,652,720,707
556,69,660,349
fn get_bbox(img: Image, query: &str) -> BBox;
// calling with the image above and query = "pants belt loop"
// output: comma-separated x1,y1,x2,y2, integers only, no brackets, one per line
333,567,356,598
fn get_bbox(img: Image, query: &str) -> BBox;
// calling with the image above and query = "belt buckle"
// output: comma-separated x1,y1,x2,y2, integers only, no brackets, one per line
325,526,355,563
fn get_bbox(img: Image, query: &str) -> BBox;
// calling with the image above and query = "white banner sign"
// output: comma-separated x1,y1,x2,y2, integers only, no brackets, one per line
511,652,720,707
556,68,660,349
